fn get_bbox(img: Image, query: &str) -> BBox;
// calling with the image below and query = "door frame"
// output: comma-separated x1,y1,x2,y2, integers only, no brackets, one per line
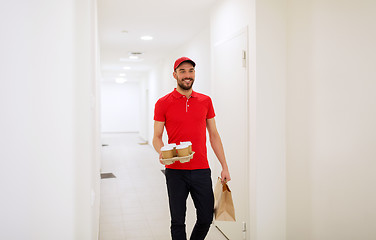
211,26,250,240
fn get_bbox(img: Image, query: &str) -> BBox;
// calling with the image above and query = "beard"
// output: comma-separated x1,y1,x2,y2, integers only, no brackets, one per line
177,78,194,90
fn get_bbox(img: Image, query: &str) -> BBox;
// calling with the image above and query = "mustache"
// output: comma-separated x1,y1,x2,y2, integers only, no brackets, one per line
182,78,193,81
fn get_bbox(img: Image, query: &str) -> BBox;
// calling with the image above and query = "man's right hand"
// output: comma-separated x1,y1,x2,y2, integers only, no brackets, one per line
159,152,164,165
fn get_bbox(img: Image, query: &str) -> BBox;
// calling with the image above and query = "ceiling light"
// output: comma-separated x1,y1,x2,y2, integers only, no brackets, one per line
141,35,153,41
115,78,127,84
123,66,131,70
119,73,126,77
130,52,143,55
129,55,139,60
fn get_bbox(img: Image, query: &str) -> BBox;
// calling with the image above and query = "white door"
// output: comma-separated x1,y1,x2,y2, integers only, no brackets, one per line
211,29,249,239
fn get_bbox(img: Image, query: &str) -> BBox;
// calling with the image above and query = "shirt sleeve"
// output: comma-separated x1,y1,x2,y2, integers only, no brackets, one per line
206,97,216,119
154,98,166,122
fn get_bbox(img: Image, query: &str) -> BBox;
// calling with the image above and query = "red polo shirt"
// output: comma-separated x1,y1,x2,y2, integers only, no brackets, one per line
154,89,215,170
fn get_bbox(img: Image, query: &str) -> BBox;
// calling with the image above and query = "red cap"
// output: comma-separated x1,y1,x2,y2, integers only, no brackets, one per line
174,57,196,71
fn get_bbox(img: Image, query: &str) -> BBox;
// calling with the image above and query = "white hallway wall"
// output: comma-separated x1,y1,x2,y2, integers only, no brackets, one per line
101,82,141,133
211,0,376,239
286,0,376,239
0,1,100,239
139,76,149,142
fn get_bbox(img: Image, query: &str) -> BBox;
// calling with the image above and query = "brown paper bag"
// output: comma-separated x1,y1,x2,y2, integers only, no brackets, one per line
214,177,236,221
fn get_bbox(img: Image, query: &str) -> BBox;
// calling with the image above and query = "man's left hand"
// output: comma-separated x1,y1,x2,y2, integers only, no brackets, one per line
221,169,231,184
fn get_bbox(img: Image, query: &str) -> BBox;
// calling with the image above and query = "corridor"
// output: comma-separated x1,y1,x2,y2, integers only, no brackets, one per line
99,133,227,240
3,0,376,239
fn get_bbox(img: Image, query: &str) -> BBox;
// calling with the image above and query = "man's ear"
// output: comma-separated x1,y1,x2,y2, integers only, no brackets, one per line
173,71,177,80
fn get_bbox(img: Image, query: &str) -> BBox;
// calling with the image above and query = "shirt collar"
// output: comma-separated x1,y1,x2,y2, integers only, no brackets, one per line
172,88,198,98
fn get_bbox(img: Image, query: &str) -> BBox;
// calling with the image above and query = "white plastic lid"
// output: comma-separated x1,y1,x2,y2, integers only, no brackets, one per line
176,144,189,150
161,145,174,151
180,141,192,146
167,143,177,147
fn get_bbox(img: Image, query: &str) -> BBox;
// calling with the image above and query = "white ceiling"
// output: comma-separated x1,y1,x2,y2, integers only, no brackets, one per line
97,0,217,83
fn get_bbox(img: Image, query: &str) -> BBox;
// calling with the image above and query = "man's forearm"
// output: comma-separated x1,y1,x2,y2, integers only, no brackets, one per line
153,136,164,154
210,135,228,170
210,134,231,182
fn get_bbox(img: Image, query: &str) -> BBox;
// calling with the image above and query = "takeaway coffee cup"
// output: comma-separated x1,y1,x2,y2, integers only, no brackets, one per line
176,144,189,157
161,145,174,159
180,141,192,154
166,143,177,157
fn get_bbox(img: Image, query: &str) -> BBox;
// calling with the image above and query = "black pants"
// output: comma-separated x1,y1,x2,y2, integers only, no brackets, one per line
165,168,214,240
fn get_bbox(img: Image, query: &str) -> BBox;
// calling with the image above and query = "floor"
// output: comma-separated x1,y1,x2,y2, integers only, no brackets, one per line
99,133,228,240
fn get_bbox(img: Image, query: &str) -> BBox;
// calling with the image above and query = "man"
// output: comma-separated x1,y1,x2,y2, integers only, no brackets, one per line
153,57,231,240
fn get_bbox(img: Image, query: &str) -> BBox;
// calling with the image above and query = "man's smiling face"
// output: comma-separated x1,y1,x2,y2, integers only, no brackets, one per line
174,62,195,90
